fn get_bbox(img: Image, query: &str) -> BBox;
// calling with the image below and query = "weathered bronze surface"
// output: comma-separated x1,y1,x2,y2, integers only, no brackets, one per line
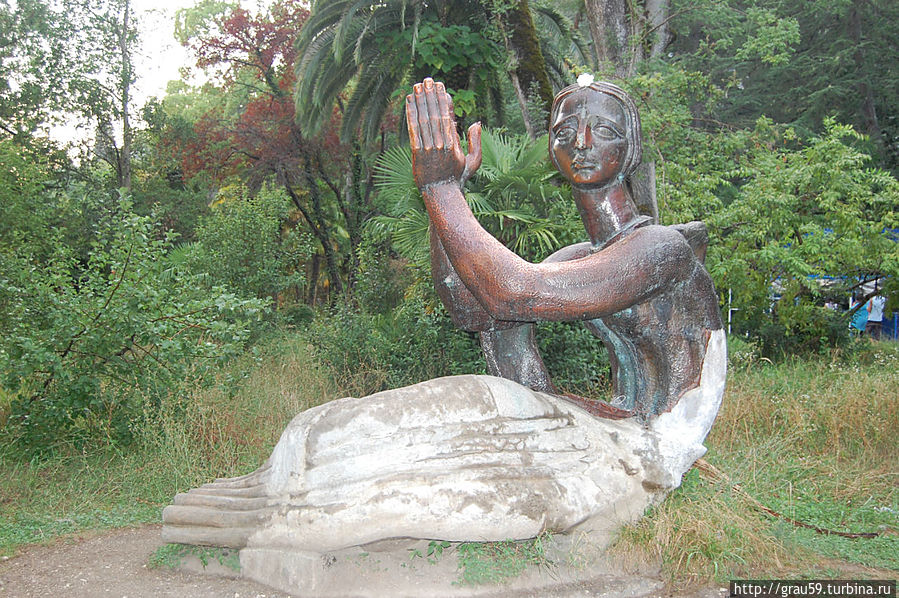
406,78,722,420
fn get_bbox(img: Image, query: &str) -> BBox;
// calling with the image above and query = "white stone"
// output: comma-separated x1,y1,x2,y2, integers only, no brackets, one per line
162,331,726,594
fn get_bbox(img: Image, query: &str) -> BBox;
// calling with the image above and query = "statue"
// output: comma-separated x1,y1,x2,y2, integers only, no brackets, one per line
414,76,722,419
160,77,726,596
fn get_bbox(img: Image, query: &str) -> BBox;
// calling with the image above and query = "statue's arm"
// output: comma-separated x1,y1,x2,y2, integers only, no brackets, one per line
431,224,515,332
407,79,695,323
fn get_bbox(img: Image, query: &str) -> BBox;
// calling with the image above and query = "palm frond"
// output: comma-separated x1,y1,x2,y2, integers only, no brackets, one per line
333,0,370,64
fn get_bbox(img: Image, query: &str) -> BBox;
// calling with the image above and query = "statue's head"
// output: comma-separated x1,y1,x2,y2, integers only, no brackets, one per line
549,80,642,188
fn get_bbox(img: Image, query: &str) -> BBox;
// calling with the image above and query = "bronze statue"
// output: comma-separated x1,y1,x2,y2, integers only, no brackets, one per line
406,77,723,420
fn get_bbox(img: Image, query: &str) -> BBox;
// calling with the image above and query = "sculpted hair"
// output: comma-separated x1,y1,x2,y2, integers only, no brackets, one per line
549,81,643,178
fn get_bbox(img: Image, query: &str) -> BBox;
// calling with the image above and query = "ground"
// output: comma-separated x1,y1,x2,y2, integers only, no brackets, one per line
0,525,292,598
0,525,729,598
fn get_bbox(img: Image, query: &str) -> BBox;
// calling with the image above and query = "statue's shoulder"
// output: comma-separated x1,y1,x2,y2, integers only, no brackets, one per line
669,221,709,263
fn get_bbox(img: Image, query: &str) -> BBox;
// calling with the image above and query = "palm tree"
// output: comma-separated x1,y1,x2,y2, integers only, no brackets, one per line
295,0,490,142
294,0,587,143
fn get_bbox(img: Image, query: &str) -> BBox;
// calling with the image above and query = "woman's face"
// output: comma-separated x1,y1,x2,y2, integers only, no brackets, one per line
550,89,628,188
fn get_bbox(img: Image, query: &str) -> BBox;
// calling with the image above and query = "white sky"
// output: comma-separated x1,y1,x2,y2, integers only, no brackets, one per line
135,0,276,101
132,0,195,104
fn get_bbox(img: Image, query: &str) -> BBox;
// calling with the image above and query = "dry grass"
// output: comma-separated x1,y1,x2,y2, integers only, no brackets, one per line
610,340,899,585
135,333,339,489
710,349,899,463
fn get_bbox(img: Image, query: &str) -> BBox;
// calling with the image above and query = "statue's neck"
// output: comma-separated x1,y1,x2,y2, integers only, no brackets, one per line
572,182,645,249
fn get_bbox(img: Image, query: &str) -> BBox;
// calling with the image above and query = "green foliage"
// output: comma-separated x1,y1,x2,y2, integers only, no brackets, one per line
471,129,580,260
412,21,501,79
369,143,431,268
189,184,313,305
149,543,240,571
625,66,899,356
351,241,415,315
0,330,335,556
537,322,611,398
706,119,899,355
455,533,554,586
733,7,800,66
0,140,57,258
294,0,578,141
668,0,899,170
308,297,483,397
1,192,267,452
173,0,237,46
408,539,452,564
294,0,505,142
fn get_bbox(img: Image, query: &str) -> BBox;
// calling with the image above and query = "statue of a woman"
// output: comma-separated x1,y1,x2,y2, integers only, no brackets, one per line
410,77,722,420
161,80,727,595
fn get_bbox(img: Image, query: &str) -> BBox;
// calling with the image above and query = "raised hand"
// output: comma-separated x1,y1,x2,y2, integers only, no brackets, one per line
406,78,481,188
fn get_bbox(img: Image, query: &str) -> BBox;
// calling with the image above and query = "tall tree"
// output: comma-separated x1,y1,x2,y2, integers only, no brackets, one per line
172,0,357,299
295,0,504,142
667,0,898,170
583,0,671,77
92,0,138,190
295,0,582,142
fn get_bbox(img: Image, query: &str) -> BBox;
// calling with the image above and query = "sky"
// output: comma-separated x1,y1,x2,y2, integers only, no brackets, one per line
132,0,195,105
134,0,275,101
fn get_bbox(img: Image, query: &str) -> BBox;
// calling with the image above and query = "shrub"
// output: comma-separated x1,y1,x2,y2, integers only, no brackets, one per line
1,194,267,452
307,296,483,397
189,184,313,307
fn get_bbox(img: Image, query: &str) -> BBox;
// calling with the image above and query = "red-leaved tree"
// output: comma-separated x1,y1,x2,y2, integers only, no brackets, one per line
172,0,379,301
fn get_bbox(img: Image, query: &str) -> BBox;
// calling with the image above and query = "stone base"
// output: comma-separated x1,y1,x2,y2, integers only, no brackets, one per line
198,534,666,598
162,332,727,593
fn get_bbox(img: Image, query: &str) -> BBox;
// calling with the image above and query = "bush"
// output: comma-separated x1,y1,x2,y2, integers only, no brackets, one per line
537,321,612,398
189,184,313,307
307,296,483,397
1,194,267,453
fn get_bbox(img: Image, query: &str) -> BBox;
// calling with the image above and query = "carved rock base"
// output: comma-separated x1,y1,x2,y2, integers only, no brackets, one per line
162,331,726,596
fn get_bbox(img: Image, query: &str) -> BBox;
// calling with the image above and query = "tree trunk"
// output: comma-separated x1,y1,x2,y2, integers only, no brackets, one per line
583,0,671,78
307,253,321,305
509,71,537,140
645,0,671,59
491,0,554,138
584,0,632,77
118,0,132,191
283,166,344,300
848,0,884,152
506,0,554,133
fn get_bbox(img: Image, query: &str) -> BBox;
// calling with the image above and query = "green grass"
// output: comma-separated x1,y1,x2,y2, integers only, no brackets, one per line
454,533,555,586
1,332,897,588
149,543,240,571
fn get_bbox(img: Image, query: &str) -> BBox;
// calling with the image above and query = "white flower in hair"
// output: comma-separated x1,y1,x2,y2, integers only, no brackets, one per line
577,73,594,87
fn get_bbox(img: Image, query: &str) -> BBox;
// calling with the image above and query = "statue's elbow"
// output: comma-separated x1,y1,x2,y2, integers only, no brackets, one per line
478,275,534,321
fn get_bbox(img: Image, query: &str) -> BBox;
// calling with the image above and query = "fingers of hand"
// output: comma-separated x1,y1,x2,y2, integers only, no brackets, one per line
466,122,482,157
435,82,458,157
413,81,435,150
423,78,445,150
463,122,483,180
406,93,420,151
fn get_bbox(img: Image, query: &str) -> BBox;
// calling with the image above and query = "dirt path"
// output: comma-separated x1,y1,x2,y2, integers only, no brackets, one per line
0,525,728,598
0,525,292,598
